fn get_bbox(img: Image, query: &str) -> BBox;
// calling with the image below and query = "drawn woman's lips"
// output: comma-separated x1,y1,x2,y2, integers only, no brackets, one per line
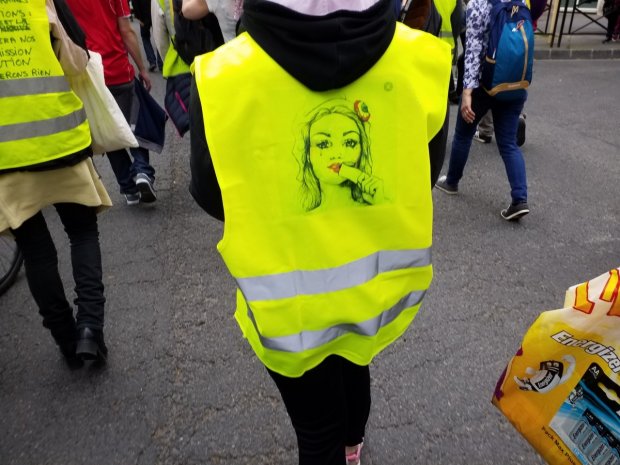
328,163,342,173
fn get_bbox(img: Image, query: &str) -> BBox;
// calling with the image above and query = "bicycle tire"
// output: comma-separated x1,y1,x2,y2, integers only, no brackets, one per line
0,239,23,296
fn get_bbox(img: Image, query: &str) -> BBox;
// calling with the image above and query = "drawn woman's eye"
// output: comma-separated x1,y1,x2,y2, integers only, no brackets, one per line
344,139,358,149
316,140,331,149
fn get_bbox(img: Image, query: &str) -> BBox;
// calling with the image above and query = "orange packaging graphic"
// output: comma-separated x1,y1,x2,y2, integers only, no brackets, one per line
493,268,620,465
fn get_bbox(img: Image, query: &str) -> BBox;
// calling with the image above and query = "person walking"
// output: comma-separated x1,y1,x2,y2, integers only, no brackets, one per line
0,0,111,366
66,0,158,206
602,0,620,42
469,0,545,148
132,0,164,71
435,0,531,221
188,1,451,464
399,0,463,185
152,0,223,136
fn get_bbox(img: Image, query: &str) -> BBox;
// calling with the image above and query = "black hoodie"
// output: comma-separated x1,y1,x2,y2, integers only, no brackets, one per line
189,0,448,220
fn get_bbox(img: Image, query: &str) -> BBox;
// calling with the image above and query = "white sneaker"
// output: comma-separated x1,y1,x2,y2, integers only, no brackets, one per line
473,130,492,144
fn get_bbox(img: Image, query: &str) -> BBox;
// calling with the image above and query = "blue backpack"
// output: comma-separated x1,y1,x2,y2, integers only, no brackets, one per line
481,0,534,101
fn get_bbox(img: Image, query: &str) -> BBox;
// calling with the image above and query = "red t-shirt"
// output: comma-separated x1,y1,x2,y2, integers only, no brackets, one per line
66,0,135,86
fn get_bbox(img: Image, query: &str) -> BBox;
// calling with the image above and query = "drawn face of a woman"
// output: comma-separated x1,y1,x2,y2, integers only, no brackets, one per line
309,113,361,185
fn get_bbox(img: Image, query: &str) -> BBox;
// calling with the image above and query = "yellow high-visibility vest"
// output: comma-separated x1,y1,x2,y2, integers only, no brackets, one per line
435,0,457,50
158,0,192,77
0,0,91,171
195,23,451,377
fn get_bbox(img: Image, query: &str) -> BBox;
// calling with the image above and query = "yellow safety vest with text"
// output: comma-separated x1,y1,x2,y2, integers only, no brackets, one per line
158,0,191,77
0,0,91,171
195,23,451,377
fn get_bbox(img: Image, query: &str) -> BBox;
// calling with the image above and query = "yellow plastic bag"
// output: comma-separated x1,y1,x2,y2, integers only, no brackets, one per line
493,267,620,465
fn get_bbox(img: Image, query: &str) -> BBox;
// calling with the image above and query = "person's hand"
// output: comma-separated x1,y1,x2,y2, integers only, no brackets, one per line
138,69,152,92
460,88,475,124
339,164,385,205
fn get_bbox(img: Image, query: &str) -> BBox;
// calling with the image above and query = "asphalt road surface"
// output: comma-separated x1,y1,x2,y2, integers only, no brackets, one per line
1,59,619,465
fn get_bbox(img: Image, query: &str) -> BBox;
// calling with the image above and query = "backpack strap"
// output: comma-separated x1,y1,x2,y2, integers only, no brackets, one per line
399,0,414,21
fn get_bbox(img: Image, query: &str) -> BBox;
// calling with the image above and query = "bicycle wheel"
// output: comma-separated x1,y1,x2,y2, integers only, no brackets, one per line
0,235,23,296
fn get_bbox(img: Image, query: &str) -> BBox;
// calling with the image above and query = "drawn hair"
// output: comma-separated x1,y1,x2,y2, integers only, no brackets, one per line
297,100,372,211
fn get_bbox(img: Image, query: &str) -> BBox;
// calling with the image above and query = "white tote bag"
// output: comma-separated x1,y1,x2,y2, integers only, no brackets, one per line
67,51,138,154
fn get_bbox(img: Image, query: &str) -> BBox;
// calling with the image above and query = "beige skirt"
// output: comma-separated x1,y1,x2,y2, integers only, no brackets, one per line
0,158,112,234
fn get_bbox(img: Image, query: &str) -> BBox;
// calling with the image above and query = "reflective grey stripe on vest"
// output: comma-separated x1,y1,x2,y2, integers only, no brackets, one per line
247,289,426,353
237,248,431,302
0,76,70,98
0,108,87,143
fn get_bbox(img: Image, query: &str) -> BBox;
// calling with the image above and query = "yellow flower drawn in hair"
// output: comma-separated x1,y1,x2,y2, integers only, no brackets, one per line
354,100,370,122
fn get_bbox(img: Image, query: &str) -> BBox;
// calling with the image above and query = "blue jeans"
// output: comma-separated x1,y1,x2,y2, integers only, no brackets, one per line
140,25,163,68
446,88,527,204
107,82,156,195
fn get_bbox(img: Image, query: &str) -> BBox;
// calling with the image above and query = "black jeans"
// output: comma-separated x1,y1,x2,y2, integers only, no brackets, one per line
12,203,105,331
605,11,620,39
267,355,371,465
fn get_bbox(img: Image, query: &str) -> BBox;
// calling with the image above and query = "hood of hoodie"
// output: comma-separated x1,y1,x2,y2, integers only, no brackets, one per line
241,0,396,91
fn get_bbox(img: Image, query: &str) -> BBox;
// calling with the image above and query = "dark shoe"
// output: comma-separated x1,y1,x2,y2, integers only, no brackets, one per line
148,63,157,72
435,175,458,195
516,114,526,147
50,323,83,369
124,192,140,206
76,327,108,363
602,38,612,44
473,130,492,144
501,202,530,221
134,173,157,203
57,342,84,369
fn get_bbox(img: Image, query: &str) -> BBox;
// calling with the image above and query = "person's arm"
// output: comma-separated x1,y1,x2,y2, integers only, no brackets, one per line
182,0,210,20
115,0,152,92
151,0,169,59
117,16,152,91
462,0,485,91
189,75,224,221
460,0,487,123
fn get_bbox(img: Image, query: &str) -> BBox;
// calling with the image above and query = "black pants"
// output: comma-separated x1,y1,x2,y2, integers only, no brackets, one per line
605,11,620,39
12,204,105,331
267,355,371,465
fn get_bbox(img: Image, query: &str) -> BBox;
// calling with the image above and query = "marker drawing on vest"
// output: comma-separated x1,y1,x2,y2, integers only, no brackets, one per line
0,0,53,80
191,23,446,378
297,99,386,211
0,0,91,171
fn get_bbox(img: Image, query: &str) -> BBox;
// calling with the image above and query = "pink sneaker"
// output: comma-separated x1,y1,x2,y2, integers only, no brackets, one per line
345,442,363,465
